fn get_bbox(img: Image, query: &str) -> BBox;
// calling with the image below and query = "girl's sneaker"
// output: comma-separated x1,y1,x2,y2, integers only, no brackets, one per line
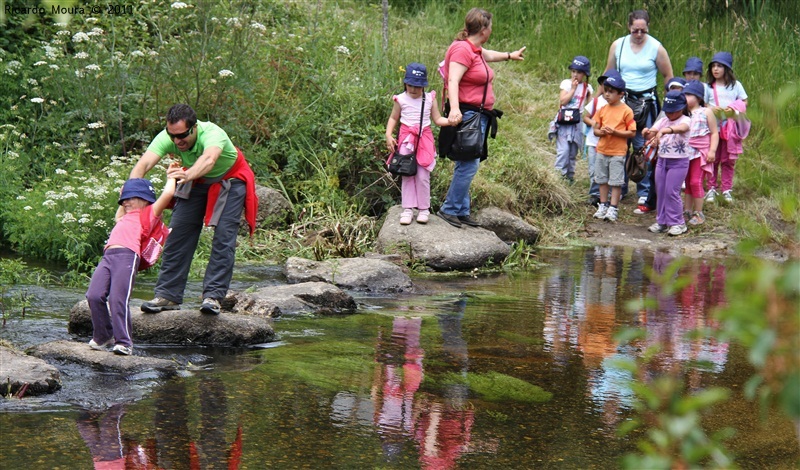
704,188,717,202
688,211,705,225
722,190,734,203
603,206,618,222
112,344,132,356
416,210,429,224
399,209,413,225
648,223,668,233
89,338,114,351
593,204,609,219
668,224,688,236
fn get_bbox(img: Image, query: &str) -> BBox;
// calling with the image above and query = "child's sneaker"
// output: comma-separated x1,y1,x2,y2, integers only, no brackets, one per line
89,338,114,351
637,196,647,205
112,344,132,356
633,205,654,215
648,223,668,233
416,209,429,224
399,209,413,225
688,211,705,225
722,190,734,203
603,206,618,222
668,224,688,236
704,188,717,203
593,204,609,219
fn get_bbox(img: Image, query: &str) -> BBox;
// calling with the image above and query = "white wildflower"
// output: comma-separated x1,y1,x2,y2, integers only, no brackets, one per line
88,27,104,36
16,195,26,200
131,50,145,58
335,45,350,55
63,192,78,199
74,52,89,59
56,30,71,36
87,121,105,129
85,64,100,71
30,97,45,104
218,69,234,78
171,2,188,8
75,70,85,78
55,168,68,175
50,64,60,70
226,17,241,27
72,32,90,43
54,22,67,27
250,22,266,32
43,200,56,208
24,206,32,211
44,45,59,60
94,219,107,228
148,51,159,57
59,212,77,223
78,216,91,224
28,78,38,86
296,47,304,52
34,61,48,66
331,142,338,149
86,17,98,23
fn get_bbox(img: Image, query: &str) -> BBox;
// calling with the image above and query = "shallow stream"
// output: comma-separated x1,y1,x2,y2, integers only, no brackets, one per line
1,247,798,469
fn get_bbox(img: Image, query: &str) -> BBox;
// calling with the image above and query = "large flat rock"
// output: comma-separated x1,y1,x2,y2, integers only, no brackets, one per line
27,340,178,374
0,346,61,396
68,300,275,346
377,205,511,271
285,256,413,292
249,282,357,315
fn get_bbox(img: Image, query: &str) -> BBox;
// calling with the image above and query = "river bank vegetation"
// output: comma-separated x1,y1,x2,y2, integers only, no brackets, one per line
0,0,797,274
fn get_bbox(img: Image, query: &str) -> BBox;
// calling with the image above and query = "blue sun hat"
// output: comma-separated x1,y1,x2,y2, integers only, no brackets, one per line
683,80,705,100
403,62,428,87
710,51,733,70
119,178,156,205
662,90,687,113
569,55,591,77
602,69,626,91
683,57,703,74
665,77,686,91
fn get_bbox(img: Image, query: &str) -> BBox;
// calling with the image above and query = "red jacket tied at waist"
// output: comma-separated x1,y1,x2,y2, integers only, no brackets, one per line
204,148,258,236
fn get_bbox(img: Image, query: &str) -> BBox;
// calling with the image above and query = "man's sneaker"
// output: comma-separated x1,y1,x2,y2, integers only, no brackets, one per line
593,204,609,219
633,205,654,215
112,344,132,356
416,209,430,224
200,297,221,315
436,210,462,228
458,215,481,227
141,297,180,313
668,224,688,236
399,209,413,225
648,223,668,233
89,338,114,351
603,206,618,222
722,190,734,203
637,196,647,205
704,188,717,203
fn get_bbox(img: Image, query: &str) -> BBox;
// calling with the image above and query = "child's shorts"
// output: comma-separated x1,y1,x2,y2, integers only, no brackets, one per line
594,153,625,186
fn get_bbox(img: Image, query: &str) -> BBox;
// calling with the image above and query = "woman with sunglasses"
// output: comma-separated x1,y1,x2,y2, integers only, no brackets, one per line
605,9,674,213
130,104,257,316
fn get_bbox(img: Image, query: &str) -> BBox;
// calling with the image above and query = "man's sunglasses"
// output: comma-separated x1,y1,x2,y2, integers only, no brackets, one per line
167,125,194,140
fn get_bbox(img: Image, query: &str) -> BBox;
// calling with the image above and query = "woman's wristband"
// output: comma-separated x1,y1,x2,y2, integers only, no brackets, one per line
507,52,511,61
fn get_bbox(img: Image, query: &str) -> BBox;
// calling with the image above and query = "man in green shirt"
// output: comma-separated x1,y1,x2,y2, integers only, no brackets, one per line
130,104,252,315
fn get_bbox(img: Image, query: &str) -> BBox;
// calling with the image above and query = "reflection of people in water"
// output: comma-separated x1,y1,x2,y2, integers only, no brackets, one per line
151,376,243,469
76,404,129,469
372,316,425,461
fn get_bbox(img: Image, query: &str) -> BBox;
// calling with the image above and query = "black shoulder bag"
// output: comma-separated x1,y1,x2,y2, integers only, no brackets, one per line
449,57,489,161
387,92,425,177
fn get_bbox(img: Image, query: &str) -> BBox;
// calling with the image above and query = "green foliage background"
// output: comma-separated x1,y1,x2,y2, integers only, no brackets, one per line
0,0,798,270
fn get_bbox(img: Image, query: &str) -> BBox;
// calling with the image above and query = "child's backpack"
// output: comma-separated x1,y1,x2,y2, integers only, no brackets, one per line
138,205,171,271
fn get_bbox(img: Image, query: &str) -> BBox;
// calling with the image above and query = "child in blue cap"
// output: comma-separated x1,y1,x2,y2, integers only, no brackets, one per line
642,91,692,236
385,62,451,225
553,55,593,183
85,165,177,355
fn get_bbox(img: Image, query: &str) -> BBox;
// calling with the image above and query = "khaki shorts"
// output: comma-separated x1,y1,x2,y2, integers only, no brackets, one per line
594,153,625,186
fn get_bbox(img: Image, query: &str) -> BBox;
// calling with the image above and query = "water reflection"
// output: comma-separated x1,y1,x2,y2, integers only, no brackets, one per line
543,247,731,425
76,377,242,469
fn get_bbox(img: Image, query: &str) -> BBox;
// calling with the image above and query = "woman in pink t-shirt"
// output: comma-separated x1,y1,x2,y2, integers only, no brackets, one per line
436,7,525,229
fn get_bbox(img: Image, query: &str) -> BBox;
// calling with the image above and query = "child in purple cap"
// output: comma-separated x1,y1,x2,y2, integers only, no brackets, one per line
683,80,719,225
553,55,593,183
85,165,177,355
705,51,748,203
385,62,451,225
